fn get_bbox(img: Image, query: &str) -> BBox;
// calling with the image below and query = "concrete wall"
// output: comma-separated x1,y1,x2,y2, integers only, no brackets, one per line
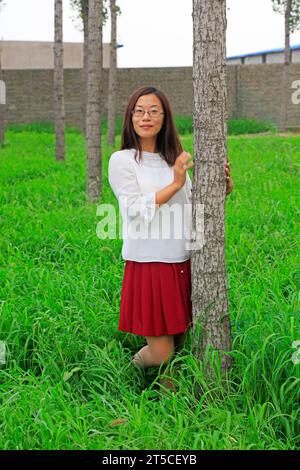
2,63,300,131
234,63,300,128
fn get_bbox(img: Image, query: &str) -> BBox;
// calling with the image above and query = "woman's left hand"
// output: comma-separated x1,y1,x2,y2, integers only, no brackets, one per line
225,156,234,196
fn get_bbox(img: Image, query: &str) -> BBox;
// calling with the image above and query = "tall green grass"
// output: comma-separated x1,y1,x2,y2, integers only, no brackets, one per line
0,124,299,450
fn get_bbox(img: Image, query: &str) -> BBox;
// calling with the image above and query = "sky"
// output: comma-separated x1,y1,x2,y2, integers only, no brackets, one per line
0,0,300,68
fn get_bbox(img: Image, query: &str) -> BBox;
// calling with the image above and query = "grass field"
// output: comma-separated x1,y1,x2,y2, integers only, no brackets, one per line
0,122,299,450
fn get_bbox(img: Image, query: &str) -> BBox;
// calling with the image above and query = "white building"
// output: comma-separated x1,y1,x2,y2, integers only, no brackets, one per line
0,40,124,69
227,44,300,65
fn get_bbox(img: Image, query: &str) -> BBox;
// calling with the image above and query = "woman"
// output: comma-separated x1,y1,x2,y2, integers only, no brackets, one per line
108,85,233,376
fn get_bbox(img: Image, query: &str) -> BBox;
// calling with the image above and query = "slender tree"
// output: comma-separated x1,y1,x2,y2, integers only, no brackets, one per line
0,41,5,147
70,0,109,135
71,0,89,135
272,1,300,131
81,0,89,136
192,0,233,382
86,0,103,202
107,0,119,147
0,2,6,146
54,0,65,160
272,0,300,65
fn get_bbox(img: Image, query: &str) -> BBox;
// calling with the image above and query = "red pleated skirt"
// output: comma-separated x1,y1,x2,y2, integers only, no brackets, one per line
118,259,193,337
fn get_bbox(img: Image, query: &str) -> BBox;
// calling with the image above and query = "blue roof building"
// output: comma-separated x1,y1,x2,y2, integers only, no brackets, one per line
227,44,300,64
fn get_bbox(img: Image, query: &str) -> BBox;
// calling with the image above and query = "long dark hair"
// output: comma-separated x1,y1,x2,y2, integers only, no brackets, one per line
120,86,183,166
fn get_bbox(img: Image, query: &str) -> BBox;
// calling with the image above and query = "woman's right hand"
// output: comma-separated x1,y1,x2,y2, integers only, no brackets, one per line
173,151,194,189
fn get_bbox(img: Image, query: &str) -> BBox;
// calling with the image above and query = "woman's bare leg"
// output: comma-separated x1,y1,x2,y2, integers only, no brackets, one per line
132,335,175,369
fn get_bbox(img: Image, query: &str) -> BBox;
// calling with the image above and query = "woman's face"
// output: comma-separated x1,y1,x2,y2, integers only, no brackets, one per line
131,93,164,145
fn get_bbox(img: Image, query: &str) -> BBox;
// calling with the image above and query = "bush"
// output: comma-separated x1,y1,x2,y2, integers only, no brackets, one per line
7,122,81,134
7,116,278,137
173,116,277,135
228,118,277,135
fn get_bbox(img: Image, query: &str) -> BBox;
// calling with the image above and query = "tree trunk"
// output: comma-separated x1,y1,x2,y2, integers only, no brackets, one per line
82,0,89,136
0,45,5,146
86,0,103,203
284,0,292,65
279,0,292,132
192,0,233,382
54,0,65,161
107,0,117,147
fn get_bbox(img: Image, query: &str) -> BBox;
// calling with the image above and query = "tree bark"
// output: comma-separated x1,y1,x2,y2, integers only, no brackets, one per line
82,0,89,136
107,0,117,147
54,0,66,161
284,0,292,65
86,0,103,202
279,0,292,132
0,44,5,146
192,0,233,381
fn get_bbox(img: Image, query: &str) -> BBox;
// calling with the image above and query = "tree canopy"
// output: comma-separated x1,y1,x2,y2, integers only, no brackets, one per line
272,0,300,33
70,0,121,29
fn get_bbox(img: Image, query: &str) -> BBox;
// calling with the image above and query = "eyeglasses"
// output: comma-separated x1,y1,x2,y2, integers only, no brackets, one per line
132,108,165,119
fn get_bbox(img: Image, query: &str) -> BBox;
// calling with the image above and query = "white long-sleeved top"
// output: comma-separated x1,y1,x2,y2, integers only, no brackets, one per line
108,148,192,263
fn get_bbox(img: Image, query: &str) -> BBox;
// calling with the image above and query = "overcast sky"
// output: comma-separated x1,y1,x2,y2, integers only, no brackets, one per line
0,0,300,68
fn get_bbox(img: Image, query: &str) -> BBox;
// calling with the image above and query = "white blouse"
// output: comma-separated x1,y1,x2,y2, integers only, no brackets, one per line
108,148,192,263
